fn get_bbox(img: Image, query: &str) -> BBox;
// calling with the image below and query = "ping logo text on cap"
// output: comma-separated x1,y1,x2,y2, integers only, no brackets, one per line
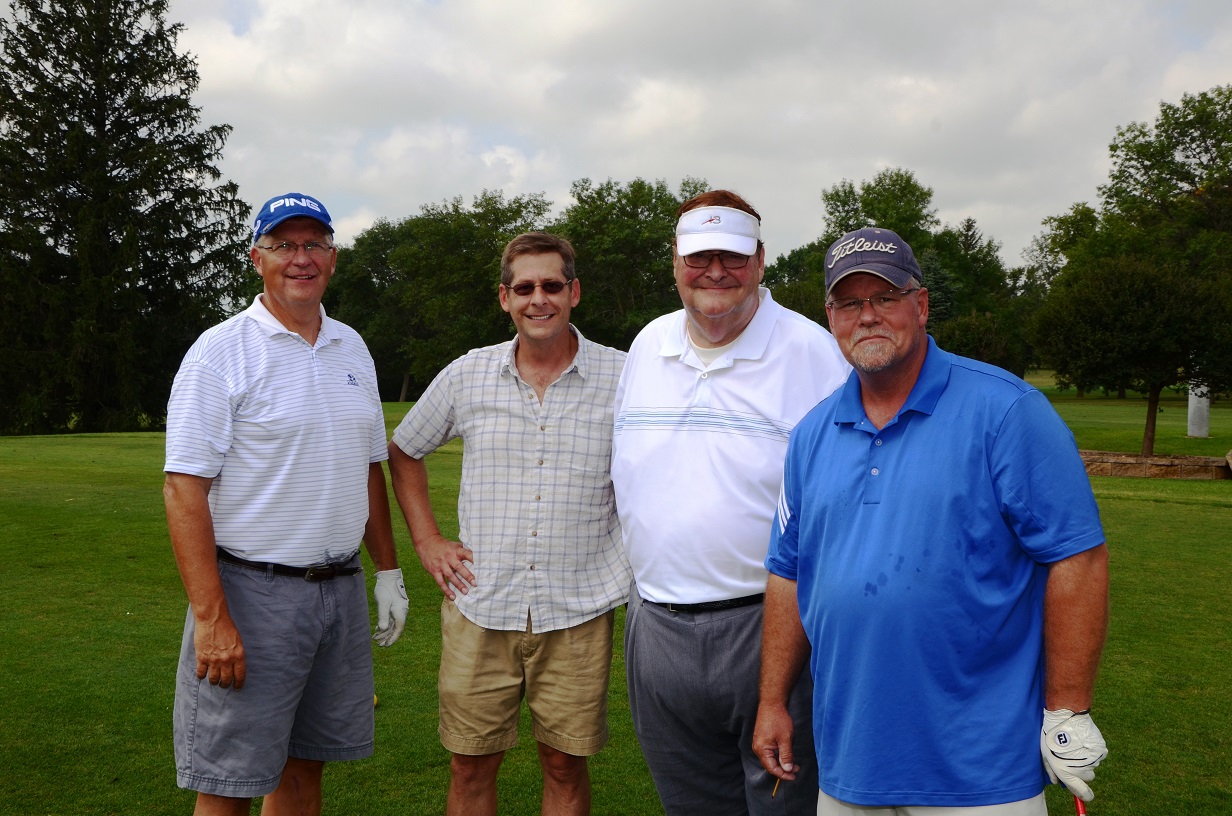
268,197,323,214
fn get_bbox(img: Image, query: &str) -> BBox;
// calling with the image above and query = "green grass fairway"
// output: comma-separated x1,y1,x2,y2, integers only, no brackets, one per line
1024,372,1231,457
1,404,1229,814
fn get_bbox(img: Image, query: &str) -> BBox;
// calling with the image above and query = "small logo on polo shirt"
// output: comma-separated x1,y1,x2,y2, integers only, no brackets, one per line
346,374,359,387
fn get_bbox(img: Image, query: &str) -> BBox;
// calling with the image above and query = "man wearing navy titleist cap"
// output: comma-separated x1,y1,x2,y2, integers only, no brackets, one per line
164,193,408,815
755,226,1110,815
611,190,850,815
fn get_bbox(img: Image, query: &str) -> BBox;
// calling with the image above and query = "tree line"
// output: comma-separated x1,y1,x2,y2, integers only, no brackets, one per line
2,0,1231,456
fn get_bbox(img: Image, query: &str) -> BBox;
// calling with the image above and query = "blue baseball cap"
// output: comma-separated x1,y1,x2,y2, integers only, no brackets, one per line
824,227,922,295
252,193,334,243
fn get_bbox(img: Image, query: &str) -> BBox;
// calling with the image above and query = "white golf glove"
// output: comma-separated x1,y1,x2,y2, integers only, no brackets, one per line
372,568,409,647
1041,708,1107,802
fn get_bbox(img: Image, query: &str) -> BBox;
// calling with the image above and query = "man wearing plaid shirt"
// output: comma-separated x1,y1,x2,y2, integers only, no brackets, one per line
388,232,629,816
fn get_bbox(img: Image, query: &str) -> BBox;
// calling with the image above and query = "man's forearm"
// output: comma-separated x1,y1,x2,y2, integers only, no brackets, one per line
386,443,444,547
1044,543,1109,710
760,574,810,704
363,461,399,571
164,472,228,621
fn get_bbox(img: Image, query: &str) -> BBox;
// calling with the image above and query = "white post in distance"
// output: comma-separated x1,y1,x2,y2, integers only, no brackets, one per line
1188,383,1210,439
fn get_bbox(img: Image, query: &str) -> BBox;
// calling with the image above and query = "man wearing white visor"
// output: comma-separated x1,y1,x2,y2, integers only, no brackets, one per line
611,190,850,814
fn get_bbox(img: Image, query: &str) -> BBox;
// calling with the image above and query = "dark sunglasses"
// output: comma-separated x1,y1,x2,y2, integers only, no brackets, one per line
507,280,571,297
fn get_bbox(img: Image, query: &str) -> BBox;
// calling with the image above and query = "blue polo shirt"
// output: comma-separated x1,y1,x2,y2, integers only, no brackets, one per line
767,337,1105,807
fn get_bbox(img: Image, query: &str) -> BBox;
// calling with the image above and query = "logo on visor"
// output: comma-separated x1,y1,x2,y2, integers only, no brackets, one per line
702,215,721,225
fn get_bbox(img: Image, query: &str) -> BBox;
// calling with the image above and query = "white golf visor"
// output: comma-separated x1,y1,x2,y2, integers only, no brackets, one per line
675,206,761,256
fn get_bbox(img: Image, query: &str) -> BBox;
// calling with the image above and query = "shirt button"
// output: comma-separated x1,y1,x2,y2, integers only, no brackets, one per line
701,372,709,379
875,439,883,446
539,425,545,431
531,530,538,537
530,564,536,570
537,459,544,465
871,467,880,476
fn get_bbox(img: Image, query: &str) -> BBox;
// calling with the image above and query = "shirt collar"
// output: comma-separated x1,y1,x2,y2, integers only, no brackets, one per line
834,335,951,425
245,295,339,345
660,287,779,366
502,324,585,378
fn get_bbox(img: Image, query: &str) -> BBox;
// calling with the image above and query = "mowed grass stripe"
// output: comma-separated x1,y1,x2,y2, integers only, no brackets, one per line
1,400,1229,814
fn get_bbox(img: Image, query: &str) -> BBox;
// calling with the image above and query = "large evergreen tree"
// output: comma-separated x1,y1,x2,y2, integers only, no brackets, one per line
0,0,250,433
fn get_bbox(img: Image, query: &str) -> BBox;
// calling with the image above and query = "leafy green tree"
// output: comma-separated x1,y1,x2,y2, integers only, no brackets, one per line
0,0,250,433
1034,252,1220,454
1023,203,1100,287
930,218,1008,315
774,169,1028,368
763,238,826,289
325,219,417,400
387,191,551,394
553,177,706,349
1103,85,1232,235
1032,85,1232,454
818,179,866,245
921,217,1032,374
774,167,942,290
765,239,829,326
819,168,939,250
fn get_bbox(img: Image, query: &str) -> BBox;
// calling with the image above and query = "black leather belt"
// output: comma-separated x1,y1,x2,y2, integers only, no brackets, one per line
649,593,765,613
216,547,360,581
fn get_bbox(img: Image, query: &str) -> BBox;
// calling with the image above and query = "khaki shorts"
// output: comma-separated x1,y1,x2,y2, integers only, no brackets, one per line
438,600,614,757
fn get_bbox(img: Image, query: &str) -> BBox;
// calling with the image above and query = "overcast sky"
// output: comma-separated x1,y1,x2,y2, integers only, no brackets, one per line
168,0,1232,267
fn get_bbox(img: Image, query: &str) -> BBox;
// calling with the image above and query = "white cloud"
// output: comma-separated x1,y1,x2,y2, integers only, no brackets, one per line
167,0,1232,265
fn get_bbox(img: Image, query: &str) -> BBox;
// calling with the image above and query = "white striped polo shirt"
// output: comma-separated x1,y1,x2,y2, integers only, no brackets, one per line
165,296,386,566
611,288,851,604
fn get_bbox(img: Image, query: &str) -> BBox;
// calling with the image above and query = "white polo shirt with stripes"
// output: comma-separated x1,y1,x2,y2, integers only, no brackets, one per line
165,295,387,567
611,287,851,604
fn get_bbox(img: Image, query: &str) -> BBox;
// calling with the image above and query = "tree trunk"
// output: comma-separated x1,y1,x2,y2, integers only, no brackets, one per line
398,371,411,403
1140,383,1163,456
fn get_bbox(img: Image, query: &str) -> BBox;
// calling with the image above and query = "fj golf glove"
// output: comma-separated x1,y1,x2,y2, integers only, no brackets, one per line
1041,708,1107,802
372,568,409,647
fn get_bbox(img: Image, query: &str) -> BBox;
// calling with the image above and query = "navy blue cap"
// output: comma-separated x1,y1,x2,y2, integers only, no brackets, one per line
824,227,922,295
252,193,333,244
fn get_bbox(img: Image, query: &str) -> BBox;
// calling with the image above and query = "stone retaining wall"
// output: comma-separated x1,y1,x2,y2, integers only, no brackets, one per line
1080,450,1231,480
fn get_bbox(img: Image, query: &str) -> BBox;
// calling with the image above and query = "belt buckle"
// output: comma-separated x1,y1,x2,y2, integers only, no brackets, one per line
303,564,336,582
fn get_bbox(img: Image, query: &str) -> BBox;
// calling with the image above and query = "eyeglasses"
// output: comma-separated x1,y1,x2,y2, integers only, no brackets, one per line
255,241,335,259
682,251,752,269
826,287,921,317
506,279,572,297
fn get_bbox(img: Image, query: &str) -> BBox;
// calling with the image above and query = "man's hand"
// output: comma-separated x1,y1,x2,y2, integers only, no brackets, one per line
753,702,799,781
372,568,409,646
1041,708,1107,802
415,534,476,601
193,615,246,689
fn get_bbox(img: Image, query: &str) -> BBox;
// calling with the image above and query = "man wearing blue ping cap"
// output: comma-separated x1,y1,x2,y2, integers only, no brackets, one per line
164,193,409,815
754,226,1109,815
